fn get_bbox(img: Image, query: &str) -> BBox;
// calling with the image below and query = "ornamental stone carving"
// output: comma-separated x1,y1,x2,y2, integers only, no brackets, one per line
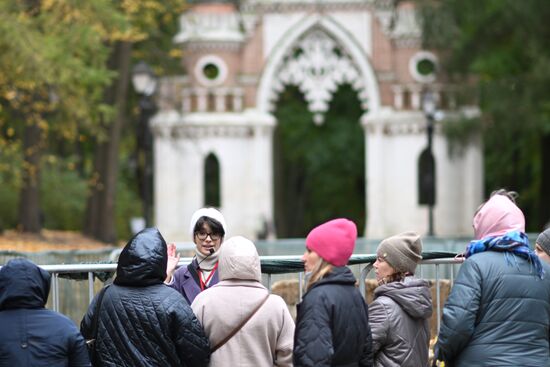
267,29,368,124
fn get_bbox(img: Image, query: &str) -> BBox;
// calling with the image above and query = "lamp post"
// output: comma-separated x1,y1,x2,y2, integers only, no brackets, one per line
418,90,437,236
132,61,157,227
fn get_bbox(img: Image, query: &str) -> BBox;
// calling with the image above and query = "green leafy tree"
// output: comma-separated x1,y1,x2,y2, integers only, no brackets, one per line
274,84,365,237
0,0,127,233
0,0,182,240
419,0,550,230
83,0,184,243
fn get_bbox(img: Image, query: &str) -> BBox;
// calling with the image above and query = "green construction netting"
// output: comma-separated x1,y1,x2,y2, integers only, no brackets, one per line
261,251,458,274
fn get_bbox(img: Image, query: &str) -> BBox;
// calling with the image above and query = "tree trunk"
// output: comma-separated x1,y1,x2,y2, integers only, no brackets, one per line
18,123,43,233
540,133,550,228
83,41,132,243
83,143,106,236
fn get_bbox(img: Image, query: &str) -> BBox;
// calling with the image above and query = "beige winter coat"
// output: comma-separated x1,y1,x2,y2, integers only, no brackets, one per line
191,236,295,367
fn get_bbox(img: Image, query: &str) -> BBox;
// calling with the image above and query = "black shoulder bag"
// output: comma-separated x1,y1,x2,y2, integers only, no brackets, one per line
86,285,110,365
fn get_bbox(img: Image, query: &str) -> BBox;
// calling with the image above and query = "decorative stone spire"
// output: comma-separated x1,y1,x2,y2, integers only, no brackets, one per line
174,2,245,45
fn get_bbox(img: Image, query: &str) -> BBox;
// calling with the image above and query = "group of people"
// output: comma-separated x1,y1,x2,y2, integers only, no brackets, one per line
1,189,550,367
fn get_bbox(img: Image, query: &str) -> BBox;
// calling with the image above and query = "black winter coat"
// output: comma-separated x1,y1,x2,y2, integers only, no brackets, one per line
294,266,373,367
0,258,90,367
81,228,210,367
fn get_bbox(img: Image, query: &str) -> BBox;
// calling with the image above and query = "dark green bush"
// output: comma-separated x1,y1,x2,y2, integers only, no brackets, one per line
115,177,142,241
1,153,140,241
40,158,87,230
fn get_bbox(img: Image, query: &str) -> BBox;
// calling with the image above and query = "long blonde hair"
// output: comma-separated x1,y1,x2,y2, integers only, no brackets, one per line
306,258,333,291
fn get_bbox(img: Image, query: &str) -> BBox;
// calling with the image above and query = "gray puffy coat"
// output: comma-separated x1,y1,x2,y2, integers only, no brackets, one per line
369,277,432,367
436,251,550,367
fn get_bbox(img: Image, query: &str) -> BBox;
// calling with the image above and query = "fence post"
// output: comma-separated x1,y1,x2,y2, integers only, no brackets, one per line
52,273,59,312
436,264,441,333
88,272,94,304
360,264,373,300
298,272,303,302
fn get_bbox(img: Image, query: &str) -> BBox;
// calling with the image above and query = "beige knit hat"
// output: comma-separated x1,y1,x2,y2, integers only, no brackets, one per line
376,232,423,274
536,228,550,257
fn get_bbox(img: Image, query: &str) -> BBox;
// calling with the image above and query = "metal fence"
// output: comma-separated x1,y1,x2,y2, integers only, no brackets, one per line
0,254,464,332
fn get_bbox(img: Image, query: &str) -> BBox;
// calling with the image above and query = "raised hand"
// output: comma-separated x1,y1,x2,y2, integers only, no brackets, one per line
165,242,180,283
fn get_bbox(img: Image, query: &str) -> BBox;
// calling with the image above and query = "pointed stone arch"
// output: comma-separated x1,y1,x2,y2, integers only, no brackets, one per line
257,14,379,236
257,14,381,120
153,3,484,241
204,152,221,207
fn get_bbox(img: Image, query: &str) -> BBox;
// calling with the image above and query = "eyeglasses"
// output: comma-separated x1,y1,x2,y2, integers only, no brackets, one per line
195,231,221,241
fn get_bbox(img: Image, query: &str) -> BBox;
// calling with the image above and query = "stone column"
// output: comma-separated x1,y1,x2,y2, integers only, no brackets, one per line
196,88,207,112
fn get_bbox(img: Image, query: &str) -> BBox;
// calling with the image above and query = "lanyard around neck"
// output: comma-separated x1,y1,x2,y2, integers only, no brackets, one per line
199,261,219,291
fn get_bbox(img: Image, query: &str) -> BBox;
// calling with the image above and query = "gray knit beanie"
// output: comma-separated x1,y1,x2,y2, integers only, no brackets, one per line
536,228,550,257
376,232,423,274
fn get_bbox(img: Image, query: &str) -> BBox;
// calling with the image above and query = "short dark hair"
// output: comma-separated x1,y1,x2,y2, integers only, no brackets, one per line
193,216,225,237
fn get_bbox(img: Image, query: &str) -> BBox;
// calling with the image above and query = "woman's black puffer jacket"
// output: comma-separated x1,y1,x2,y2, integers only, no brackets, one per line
294,266,373,367
81,228,210,367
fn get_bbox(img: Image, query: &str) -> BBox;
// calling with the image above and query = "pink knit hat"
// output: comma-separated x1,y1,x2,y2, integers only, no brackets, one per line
306,218,357,266
473,194,525,240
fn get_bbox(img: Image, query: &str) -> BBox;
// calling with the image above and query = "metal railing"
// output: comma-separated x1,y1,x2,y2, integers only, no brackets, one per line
0,255,464,331
1,254,464,332
358,257,465,332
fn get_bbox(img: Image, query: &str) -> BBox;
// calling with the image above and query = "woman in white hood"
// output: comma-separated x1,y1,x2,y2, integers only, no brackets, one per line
191,236,295,367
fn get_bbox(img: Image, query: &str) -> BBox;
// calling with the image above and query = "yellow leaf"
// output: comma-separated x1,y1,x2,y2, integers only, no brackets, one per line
42,0,56,11
169,48,182,58
38,120,49,131
5,91,17,100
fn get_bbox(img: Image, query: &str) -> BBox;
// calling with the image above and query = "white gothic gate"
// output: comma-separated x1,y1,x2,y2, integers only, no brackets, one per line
151,0,483,242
